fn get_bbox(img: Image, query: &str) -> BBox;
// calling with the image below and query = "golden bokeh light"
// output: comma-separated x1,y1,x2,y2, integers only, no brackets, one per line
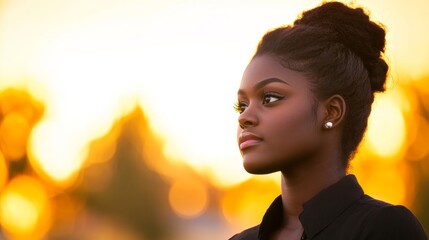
222,177,279,230
0,88,44,124
28,119,85,185
407,115,429,161
357,163,407,205
2,193,39,233
366,92,406,158
168,177,208,218
0,175,51,240
1,0,426,189
0,113,31,160
0,0,429,238
0,152,7,190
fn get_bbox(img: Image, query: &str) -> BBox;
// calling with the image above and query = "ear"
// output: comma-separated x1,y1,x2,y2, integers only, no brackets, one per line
321,94,346,129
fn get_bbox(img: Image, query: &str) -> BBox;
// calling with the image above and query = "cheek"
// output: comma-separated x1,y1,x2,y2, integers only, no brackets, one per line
267,103,318,153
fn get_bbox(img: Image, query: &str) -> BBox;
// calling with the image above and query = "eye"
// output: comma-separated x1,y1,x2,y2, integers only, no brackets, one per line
262,94,282,105
233,101,247,114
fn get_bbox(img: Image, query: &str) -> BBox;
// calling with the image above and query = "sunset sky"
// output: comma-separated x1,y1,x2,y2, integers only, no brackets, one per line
0,0,428,187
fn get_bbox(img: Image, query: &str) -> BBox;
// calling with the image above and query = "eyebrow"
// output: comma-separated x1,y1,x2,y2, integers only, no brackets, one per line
237,77,290,95
254,77,289,90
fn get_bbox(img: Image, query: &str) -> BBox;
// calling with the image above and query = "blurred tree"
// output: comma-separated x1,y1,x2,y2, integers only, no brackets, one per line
73,107,172,240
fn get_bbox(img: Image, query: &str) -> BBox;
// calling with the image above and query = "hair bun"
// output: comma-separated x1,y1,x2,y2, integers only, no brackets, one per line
294,1,387,92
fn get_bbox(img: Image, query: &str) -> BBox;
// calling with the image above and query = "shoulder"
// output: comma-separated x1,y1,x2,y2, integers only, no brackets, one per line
228,225,259,240
365,204,427,239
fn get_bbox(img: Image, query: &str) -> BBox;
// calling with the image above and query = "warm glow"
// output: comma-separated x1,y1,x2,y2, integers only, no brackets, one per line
366,93,406,158
168,177,208,218
2,193,39,232
0,0,427,188
0,113,30,160
0,175,51,239
407,115,429,161
222,178,279,229
0,1,429,238
0,152,7,190
0,0,306,188
28,119,86,184
358,165,407,205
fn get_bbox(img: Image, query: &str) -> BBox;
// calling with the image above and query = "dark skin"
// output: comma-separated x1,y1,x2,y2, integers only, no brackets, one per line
236,55,347,239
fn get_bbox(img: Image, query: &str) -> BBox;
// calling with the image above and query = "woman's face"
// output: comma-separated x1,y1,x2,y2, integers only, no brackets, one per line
236,55,325,174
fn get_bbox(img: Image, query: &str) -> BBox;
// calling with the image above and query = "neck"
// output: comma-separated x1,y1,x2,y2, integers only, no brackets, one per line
280,155,345,219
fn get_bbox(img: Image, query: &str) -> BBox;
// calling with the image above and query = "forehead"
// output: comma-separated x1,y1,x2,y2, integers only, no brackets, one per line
241,55,309,88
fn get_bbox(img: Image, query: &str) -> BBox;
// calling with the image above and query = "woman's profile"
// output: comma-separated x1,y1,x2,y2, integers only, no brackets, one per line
229,2,427,240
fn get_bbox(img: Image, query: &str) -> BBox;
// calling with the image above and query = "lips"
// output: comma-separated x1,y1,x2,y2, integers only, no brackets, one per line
238,131,263,150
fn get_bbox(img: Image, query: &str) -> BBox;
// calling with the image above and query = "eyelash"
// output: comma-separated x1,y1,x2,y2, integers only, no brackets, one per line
234,92,284,114
233,101,245,113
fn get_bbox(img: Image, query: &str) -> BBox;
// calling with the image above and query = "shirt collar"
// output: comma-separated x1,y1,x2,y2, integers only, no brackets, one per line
258,174,364,240
258,195,283,240
299,174,364,238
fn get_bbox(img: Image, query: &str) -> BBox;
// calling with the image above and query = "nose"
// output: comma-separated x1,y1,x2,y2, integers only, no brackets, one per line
238,105,258,129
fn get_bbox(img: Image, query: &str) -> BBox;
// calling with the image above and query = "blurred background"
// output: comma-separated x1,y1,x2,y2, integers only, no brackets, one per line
0,0,428,239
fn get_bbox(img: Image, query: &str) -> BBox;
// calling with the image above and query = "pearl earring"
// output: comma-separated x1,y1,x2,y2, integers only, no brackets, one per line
324,121,333,129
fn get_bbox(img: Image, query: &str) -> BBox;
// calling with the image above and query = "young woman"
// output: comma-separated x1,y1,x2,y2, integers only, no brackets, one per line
229,2,427,240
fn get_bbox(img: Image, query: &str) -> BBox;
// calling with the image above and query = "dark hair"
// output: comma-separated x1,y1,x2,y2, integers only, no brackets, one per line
253,1,388,167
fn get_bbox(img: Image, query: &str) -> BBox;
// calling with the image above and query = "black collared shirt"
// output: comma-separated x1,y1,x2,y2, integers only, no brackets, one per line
229,175,427,240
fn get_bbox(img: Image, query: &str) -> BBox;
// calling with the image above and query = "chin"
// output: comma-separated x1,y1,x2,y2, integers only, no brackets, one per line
243,160,278,175
242,152,304,174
